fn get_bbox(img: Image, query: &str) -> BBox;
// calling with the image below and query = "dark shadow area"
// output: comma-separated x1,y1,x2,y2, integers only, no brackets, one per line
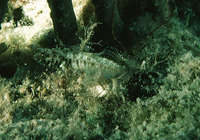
0,65,16,78
125,71,162,101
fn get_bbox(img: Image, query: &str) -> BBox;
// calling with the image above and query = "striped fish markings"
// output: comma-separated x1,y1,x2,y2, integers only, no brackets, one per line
66,52,126,79
35,48,128,95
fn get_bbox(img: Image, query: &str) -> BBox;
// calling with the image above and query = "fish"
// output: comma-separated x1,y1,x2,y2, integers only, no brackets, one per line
35,47,127,79
68,51,127,79
34,47,129,95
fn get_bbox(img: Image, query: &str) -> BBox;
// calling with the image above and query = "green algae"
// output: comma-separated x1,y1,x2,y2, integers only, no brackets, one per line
0,0,200,139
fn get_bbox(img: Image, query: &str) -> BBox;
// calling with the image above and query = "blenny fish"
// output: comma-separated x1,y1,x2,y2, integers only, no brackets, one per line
35,47,127,78
34,47,129,94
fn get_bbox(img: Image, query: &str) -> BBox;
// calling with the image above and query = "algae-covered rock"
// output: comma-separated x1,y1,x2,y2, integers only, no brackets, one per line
79,0,171,53
0,0,53,69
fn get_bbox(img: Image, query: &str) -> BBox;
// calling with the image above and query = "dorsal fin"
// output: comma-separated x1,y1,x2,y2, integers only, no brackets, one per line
99,47,124,64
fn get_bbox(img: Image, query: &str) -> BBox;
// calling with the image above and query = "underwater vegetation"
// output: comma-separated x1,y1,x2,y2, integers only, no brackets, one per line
0,0,200,139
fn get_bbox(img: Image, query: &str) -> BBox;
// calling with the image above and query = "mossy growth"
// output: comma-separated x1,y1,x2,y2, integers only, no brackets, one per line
0,0,200,139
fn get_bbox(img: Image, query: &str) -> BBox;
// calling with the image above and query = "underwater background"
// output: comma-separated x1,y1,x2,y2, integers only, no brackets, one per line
0,0,200,139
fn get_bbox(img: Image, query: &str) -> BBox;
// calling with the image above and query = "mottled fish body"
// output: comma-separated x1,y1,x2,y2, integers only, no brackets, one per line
35,48,127,79
67,52,126,78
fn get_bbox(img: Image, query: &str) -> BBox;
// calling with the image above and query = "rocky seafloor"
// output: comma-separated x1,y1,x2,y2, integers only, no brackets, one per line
0,0,200,139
